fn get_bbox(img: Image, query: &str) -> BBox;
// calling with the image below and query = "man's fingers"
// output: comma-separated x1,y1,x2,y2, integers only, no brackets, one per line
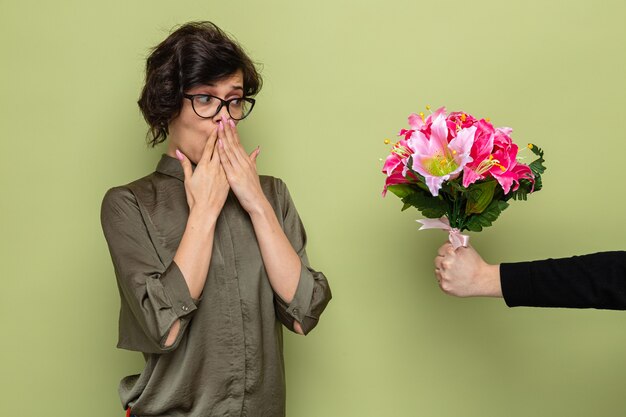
176,149,193,181
437,242,454,257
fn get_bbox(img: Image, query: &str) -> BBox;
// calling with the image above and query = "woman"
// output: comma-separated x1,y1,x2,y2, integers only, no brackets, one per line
101,21,331,417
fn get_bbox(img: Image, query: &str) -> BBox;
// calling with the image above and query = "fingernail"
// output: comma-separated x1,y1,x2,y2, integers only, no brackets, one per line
175,149,184,161
218,139,223,147
257,145,261,154
229,119,235,127
218,120,223,130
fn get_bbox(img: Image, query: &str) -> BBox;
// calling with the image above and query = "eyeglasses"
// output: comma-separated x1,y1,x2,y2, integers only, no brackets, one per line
183,94,256,120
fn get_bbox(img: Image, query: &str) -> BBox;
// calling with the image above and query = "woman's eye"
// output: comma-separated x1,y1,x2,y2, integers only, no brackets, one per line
196,96,214,105
230,98,242,106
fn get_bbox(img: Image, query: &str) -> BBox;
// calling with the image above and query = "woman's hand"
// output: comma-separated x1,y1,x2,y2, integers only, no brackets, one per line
176,128,230,216
434,243,503,297
216,118,264,214
216,120,303,330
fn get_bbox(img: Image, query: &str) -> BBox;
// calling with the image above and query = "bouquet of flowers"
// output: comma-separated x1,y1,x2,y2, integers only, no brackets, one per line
382,106,546,247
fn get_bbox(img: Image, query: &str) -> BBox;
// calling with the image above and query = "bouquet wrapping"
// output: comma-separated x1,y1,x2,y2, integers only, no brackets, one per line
382,106,545,247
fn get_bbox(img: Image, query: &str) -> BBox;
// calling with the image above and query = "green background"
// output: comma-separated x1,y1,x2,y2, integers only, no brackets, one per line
1,0,625,416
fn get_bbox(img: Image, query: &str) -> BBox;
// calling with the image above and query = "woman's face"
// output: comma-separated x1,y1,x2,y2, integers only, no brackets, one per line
167,70,244,164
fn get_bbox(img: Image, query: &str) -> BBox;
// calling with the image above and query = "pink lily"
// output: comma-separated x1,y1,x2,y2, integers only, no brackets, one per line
381,138,414,196
408,114,476,196
488,129,534,193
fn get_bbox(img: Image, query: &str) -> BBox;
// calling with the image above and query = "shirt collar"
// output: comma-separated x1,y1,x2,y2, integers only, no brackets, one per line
155,154,185,182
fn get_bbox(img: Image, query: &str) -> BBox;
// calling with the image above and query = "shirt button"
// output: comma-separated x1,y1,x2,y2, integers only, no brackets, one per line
292,308,299,316
182,305,189,312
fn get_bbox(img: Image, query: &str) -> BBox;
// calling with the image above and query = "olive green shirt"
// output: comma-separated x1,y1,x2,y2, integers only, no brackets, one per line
101,155,331,417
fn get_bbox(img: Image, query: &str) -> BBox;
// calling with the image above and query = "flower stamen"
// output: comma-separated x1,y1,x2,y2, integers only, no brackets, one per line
391,143,412,159
475,155,506,175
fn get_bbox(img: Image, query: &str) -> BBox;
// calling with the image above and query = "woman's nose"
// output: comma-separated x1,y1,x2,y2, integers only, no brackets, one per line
213,103,231,123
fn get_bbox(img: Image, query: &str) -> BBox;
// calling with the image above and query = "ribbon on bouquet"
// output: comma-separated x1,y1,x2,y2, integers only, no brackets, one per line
416,217,470,249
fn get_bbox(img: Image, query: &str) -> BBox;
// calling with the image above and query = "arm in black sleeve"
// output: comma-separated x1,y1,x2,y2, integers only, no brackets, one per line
501,251,626,309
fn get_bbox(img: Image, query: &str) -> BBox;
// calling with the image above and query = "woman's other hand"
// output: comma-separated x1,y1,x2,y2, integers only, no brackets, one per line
217,118,264,214
434,243,503,298
217,119,304,319
176,128,230,217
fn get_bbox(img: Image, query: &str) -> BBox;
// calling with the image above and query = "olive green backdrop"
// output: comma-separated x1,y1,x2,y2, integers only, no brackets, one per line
1,0,625,416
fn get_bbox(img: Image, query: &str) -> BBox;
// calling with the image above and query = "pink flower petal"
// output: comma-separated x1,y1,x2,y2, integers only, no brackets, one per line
407,130,435,156
430,114,449,150
462,166,483,188
449,126,476,156
408,114,425,130
425,174,448,197
382,154,402,176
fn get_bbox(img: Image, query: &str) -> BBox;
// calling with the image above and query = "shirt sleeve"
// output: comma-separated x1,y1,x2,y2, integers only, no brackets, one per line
272,179,332,335
500,251,626,309
101,186,198,353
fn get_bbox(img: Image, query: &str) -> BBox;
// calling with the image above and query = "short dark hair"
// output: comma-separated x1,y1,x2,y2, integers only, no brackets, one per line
138,21,262,146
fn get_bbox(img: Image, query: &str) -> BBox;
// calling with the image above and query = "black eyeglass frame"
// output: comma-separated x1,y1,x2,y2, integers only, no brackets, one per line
182,94,256,120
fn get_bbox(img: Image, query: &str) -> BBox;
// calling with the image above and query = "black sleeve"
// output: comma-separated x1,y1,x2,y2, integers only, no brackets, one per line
500,251,626,309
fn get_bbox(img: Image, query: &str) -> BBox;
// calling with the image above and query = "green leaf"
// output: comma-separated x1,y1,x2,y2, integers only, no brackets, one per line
402,189,448,219
465,180,497,214
528,143,546,176
387,184,414,199
465,220,484,233
464,200,509,232
447,180,466,193
507,179,532,201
